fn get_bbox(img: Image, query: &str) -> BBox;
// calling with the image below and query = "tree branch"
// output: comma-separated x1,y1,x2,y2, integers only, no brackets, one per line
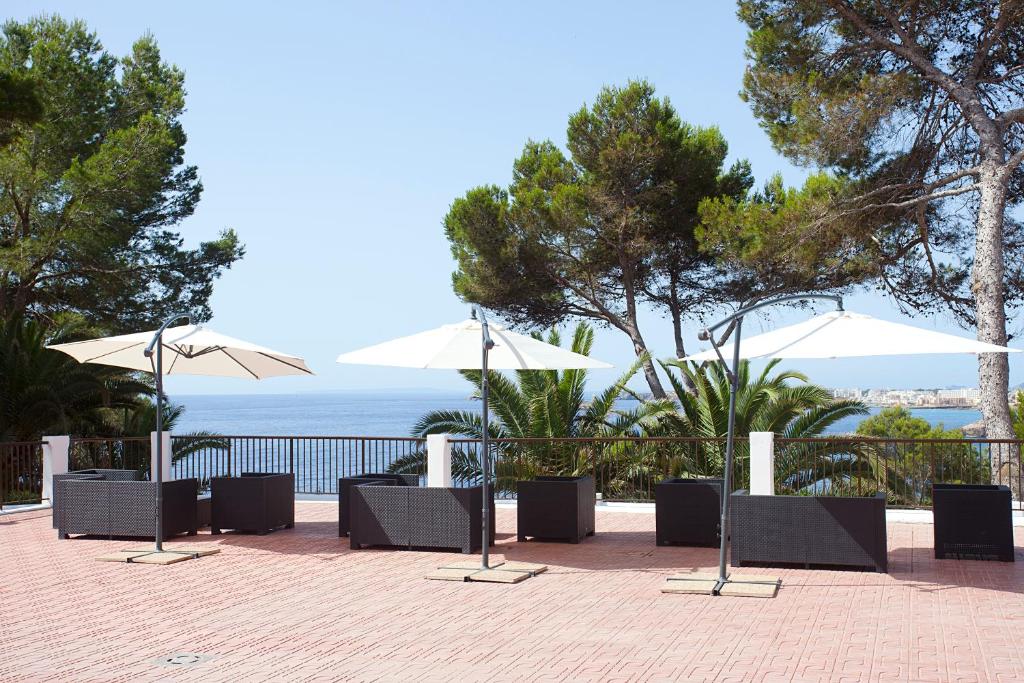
1006,147,1024,174
834,0,957,91
852,183,980,212
1000,107,1024,127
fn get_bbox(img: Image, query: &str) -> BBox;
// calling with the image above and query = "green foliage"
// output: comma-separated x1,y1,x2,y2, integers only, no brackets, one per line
852,406,989,504
698,173,877,298
444,80,755,394
389,322,676,496
735,0,1024,323
0,68,41,147
659,358,868,486
663,358,868,438
0,16,243,331
1011,391,1024,440
856,406,959,440
0,316,148,440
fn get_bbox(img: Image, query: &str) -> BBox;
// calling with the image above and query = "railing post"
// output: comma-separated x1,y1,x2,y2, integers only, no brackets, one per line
150,431,173,481
289,438,295,474
426,434,452,488
41,435,70,504
749,432,775,496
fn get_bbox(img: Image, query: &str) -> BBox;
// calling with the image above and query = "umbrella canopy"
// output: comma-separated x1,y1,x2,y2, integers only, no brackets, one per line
683,310,1019,361
336,318,613,370
48,324,313,378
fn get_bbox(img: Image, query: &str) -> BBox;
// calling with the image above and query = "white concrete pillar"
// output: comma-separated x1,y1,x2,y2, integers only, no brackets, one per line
150,431,173,481
426,434,452,488
749,431,775,496
41,435,70,503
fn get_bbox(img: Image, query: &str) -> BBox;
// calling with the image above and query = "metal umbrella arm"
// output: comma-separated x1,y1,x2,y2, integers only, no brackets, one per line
696,294,842,595
143,312,191,552
472,304,496,570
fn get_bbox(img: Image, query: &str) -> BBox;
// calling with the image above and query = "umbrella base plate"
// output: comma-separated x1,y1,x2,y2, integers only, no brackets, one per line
663,572,781,598
469,569,530,584
425,567,479,581
97,547,221,565
427,560,545,583
129,546,221,557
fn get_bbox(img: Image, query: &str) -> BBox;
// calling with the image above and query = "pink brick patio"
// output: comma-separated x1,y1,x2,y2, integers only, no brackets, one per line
1,503,1022,682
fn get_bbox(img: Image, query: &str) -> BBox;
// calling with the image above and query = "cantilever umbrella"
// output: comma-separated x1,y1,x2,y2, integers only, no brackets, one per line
48,315,313,551
681,294,1020,595
336,306,612,570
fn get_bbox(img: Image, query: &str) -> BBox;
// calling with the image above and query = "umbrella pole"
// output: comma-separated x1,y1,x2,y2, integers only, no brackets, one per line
144,313,190,554
476,305,495,571
714,317,742,594
696,293,842,595
481,343,490,570
154,338,164,552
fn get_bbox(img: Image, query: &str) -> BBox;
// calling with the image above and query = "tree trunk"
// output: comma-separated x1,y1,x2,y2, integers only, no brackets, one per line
668,300,697,395
972,168,1018,494
624,322,667,399
620,260,667,399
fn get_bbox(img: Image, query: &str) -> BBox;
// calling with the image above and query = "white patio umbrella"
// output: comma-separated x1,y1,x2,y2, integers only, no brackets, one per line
683,309,1019,361
681,294,1019,595
336,306,612,569
48,314,313,551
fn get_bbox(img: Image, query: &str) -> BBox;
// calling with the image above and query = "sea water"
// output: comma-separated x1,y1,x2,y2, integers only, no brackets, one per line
174,392,982,437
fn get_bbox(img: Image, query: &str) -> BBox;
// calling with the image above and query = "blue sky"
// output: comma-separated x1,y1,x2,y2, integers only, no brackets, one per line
10,1,1022,394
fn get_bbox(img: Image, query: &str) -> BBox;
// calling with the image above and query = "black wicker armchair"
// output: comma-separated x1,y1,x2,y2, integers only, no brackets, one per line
655,478,723,547
54,474,198,541
933,484,1014,561
211,472,295,535
730,490,888,572
349,481,494,554
517,475,596,544
338,473,419,537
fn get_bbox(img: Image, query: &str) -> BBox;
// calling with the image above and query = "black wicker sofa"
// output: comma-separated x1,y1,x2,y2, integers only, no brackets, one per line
348,480,494,554
53,469,198,541
730,490,888,572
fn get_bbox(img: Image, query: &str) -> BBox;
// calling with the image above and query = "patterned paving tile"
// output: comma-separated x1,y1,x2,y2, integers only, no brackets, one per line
0,504,1021,682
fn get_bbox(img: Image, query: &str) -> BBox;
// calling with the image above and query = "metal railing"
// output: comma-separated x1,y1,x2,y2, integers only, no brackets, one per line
0,441,46,505
170,435,426,493
8,434,1020,508
69,437,150,473
439,437,749,502
774,437,1023,507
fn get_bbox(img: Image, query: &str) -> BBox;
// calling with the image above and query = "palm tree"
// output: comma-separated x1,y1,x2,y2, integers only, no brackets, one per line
659,358,869,493
0,317,148,441
390,323,675,495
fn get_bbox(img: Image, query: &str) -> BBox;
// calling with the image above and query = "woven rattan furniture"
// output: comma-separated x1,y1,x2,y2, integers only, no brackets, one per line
730,490,888,572
211,472,295,535
196,494,212,528
517,475,596,544
349,482,494,553
54,475,198,540
338,473,419,536
51,469,141,529
655,478,723,547
933,484,1014,561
